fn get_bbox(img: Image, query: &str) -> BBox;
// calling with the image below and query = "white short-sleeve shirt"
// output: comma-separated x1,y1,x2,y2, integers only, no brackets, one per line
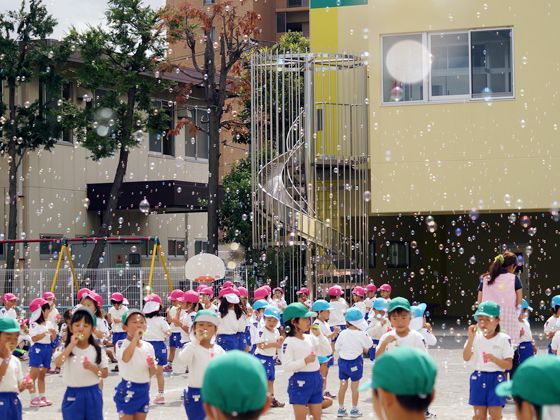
109,306,127,333
30,321,53,345
145,316,171,342
0,356,23,393
378,329,428,354
115,339,155,384
465,331,515,372
55,344,109,387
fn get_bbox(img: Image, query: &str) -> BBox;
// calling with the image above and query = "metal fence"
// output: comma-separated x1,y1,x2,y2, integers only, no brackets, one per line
0,266,245,318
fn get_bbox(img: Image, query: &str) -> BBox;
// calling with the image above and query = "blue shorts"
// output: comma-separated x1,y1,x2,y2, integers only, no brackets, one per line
217,334,239,352
169,332,182,348
339,355,364,382
287,371,324,406
62,385,103,420
112,332,127,346
29,343,52,369
114,380,150,415
255,354,275,381
548,341,553,354
518,341,534,364
0,392,22,420
368,339,379,361
50,335,60,349
244,326,252,347
331,325,346,342
469,371,506,407
236,332,247,351
148,341,168,366
249,345,256,355
184,387,205,420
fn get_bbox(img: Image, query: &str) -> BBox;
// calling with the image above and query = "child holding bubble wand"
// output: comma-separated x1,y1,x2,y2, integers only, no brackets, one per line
54,306,108,420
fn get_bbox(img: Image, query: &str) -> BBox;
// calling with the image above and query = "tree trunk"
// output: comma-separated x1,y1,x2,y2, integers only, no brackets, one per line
5,84,17,292
207,109,220,255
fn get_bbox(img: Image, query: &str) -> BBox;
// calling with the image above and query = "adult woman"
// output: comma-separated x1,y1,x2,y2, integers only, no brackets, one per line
477,251,523,347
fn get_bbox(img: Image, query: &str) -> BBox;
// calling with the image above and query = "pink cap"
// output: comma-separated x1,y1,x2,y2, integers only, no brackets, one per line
200,287,214,297
29,298,48,322
219,287,237,299
179,290,200,303
352,286,365,297
263,285,272,294
110,292,124,302
196,285,206,293
296,287,310,295
42,292,56,301
89,291,103,306
273,287,284,295
237,287,248,298
77,288,91,300
366,284,377,293
2,293,19,304
328,286,343,296
169,290,184,301
254,287,268,300
379,284,392,292
222,281,234,289
144,294,163,304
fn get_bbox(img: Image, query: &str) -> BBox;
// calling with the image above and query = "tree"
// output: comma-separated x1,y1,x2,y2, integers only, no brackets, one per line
58,0,172,272
160,0,261,256
0,0,70,278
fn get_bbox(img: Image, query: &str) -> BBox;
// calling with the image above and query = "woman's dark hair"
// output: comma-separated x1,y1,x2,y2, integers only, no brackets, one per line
285,318,301,337
488,251,518,285
513,396,540,417
218,297,243,320
65,309,102,365
36,303,52,324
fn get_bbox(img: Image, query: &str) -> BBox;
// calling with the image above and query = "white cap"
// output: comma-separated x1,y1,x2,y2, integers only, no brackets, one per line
348,318,368,331
225,293,240,304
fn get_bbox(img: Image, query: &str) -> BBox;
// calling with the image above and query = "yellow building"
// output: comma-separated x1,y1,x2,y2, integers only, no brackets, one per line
309,1,560,317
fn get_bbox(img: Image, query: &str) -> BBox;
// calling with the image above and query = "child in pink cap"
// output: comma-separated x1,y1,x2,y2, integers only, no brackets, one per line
296,287,312,310
378,284,392,301
351,287,367,317
364,284,377,320
200,287,218,314
0,293,19,319
165,289,185,372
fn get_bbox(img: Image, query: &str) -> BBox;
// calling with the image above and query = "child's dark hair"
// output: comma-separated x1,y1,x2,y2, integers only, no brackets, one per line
487,251,518,285
223,408,263,420
374,389,432,412
285,318,300,337
553,305,560,315
110,299,123,306
83,297,102,318
144,310,161,319
63,308,72,322
218,297,243,320
65,310,102,364
388,308,410,318
36,303,52,324
123,312,146,326
513,396,540,418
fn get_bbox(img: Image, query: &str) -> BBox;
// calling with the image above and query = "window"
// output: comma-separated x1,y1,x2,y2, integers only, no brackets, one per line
382,28,513,104
203,0,215,4
39,235,63,259
60,82,74,143
168,239,186,258
286,23,303,33
185,108,209,159
277,13,286,33
368,240,376,268
149,100,175,156
195,240,208,255
141,240,155,257
387,241,410,269
86,89,108,109
204,27,216,42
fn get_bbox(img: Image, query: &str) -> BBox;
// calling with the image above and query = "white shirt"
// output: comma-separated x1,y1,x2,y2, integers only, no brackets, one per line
30,321,53,345
329,300,348,326
237,313,247,333
367,317,390,340
418,328,437,347
180,311,195,344
270,298,287,312
47,307,59,326
255,326,281,357
282,333,331,373
0,356,23,393
249,314,262,345
178,339,226,388
167,306,183,333
218,310,240,335
519,319,533,343
96,317,109,339
0,307,17,319
313,319,331,337
55,344,109,387
115,339,155,383
145,316,171,342
109,306,127,333
544,315,560,334
352,301,367,316
551,331,560,355
466,331,514,372
379,330,428,354
364,297,374,310
335,329,373,360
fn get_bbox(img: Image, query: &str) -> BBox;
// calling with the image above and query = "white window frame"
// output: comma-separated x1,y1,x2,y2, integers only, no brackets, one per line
167,238,186,259
149,99,175,157
184,107,209,162
381,27,514,106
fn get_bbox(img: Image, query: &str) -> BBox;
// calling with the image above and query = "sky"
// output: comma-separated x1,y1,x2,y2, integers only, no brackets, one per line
0,0,167,40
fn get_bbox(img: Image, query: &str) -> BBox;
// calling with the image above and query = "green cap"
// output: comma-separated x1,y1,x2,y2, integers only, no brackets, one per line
0,317,21,333
193,309,219,327
201,350,268,414
387,297,411,314
359,346,437,395
283,302,316,323
496,355,560,405
474,300,500,321
122,309,145,325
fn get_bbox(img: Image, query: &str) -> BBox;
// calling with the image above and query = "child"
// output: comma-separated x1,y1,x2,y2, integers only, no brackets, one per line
378,284,392,300
0,294,19,319
114,309,156,420
142,294,171,404
201,287,218,313
238,287,254,350
74,288,92,311
360,346,437,420
179,309,226,420
410,303,437,348
165,289,185,372
352,287,367,316
376,297,427,358
42,292,59,327
254,287,268,302
80,292,109,343
296,287,312,310
335,307,373,417
364,284,377,320
250,300,269,354
201,350,271,420
59,309,72,343
518,299,536,365
312,299,339,399
28,297,57,407
0,317,33,420
179,291,200,374
367,298,390,361
544,295,560,354
217,288,244,351
495,354,560,420
463,301,514,420
54,306,109,419
282,303,332,420
254,306,284,407
15,319,30,360
328,286,348,343
107,293,127,371
270,287,287,329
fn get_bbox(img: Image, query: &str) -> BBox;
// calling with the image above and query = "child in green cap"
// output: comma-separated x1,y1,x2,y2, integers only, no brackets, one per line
0,317,33,420
463,300,514,420
360,346,437,420
201,350,271,419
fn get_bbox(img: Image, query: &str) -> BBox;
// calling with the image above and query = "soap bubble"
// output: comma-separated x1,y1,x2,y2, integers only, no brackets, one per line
469,256,476,264
520,216,530,228
390,86,404,102
118,217,124,225
546,288,552,296
385,40,430,84
82,198,90,209
364,191,371,202
131,245,137,253
139,199,150,215
528,227,537,236
508,213,517,224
